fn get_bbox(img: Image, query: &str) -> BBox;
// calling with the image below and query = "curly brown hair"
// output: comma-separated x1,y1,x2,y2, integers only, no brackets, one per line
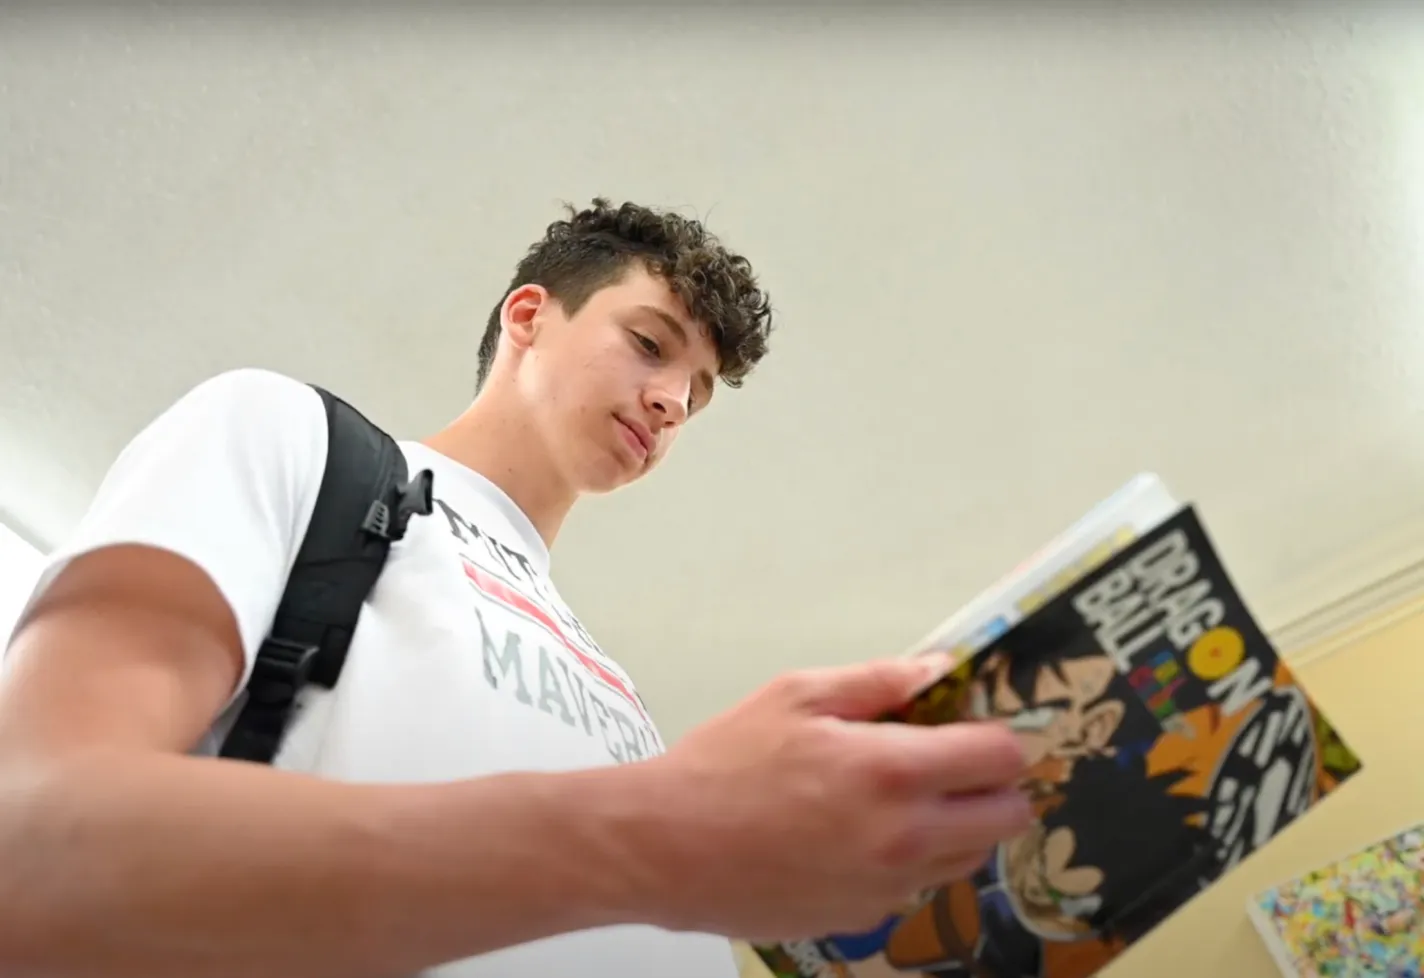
477,198,774,390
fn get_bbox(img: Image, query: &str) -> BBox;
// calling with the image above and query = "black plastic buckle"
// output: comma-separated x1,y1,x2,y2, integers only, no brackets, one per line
247,637,321,708
400,469,435,521
361,469,434,542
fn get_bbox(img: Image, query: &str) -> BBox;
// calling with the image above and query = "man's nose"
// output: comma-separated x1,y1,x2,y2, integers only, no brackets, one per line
645,383,689,427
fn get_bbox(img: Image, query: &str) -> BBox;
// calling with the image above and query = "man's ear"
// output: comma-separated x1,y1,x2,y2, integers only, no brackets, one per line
501,284,551,352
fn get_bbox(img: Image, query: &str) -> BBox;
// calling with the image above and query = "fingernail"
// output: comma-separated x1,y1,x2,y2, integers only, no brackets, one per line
922,650,956,678
1001,725,1030,766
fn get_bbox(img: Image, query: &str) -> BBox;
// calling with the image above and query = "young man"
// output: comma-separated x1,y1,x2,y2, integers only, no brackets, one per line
0,199,1033,978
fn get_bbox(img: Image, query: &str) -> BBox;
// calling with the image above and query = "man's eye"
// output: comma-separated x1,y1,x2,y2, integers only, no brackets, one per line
634,333,661,357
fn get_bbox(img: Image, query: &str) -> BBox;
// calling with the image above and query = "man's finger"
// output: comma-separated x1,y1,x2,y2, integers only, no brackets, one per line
790,654,957,720
926,788,1036,860
861,720,1029,797
923,850,996,889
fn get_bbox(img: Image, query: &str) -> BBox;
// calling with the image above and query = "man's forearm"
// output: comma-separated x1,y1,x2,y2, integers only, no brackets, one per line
0,749,671,978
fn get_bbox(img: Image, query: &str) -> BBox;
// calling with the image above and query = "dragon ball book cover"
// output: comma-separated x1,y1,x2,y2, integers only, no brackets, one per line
754,506,1363,978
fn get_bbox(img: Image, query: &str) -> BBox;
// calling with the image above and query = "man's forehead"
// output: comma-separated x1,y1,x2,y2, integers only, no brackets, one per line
608,264,689,316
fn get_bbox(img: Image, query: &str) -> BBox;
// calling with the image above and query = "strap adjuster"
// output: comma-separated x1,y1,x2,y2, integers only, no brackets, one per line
361,468,434,542
247,637,320,708
399,469,435,523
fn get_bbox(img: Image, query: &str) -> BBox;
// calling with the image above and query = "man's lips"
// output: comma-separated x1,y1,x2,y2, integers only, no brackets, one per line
617,417,653,459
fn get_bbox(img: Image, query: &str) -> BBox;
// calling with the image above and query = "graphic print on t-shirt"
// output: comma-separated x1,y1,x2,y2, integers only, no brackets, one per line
434,496,665,764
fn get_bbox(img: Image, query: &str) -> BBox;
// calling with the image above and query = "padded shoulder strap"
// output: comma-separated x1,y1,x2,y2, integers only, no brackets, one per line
218,385,434,764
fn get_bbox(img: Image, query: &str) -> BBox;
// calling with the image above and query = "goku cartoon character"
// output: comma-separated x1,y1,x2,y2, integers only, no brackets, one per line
963,609,1175,808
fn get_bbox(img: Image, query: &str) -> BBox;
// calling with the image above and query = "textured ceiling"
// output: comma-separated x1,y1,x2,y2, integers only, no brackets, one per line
4,4,1424,738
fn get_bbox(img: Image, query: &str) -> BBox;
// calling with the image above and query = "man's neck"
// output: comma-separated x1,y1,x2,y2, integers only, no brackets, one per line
420,394,576,549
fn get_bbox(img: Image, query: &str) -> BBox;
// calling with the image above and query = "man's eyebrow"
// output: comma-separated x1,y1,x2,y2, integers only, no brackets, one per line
635,304,689,343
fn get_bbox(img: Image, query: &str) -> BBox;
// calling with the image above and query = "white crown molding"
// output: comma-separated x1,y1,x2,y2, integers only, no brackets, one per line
1269,555,1424,667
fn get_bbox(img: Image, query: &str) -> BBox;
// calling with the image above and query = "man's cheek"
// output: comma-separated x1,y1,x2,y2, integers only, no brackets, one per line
652,430,681,465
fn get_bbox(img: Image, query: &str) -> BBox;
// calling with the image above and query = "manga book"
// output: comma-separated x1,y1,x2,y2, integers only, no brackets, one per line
898,473,1178,665
753,495,1363,978
1249,823,1424,978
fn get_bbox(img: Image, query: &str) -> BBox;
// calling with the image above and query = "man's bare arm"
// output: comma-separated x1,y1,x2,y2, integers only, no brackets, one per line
0,543,1036,978
0,544,657,978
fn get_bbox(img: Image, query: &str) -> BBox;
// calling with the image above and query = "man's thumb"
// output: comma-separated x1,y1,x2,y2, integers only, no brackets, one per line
800,652,958,720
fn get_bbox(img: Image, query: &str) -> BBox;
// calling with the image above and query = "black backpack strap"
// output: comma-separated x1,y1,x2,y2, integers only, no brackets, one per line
219,385,434,764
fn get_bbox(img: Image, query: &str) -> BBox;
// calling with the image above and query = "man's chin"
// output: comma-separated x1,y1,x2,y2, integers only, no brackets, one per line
579,461,646,495
580,474,633,496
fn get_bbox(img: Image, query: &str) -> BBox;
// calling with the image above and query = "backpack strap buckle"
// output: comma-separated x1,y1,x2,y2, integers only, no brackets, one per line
219,637,322,763
246,637,321,709
398,469,435,526
361,469,434,542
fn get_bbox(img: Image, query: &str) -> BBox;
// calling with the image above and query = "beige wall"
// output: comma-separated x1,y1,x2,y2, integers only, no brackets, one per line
736,599,1424,978
1108,600,1424,976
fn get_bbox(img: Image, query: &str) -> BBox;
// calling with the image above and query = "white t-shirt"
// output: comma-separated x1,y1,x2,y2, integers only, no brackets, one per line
19,368,737,978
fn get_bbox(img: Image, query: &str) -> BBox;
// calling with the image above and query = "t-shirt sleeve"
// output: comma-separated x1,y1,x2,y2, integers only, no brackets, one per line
11,367,328,701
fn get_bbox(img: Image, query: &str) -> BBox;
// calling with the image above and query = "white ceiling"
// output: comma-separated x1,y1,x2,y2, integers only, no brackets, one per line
4,5,1424,739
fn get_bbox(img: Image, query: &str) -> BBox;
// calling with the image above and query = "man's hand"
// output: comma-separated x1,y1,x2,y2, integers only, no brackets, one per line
627,655,1032,940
